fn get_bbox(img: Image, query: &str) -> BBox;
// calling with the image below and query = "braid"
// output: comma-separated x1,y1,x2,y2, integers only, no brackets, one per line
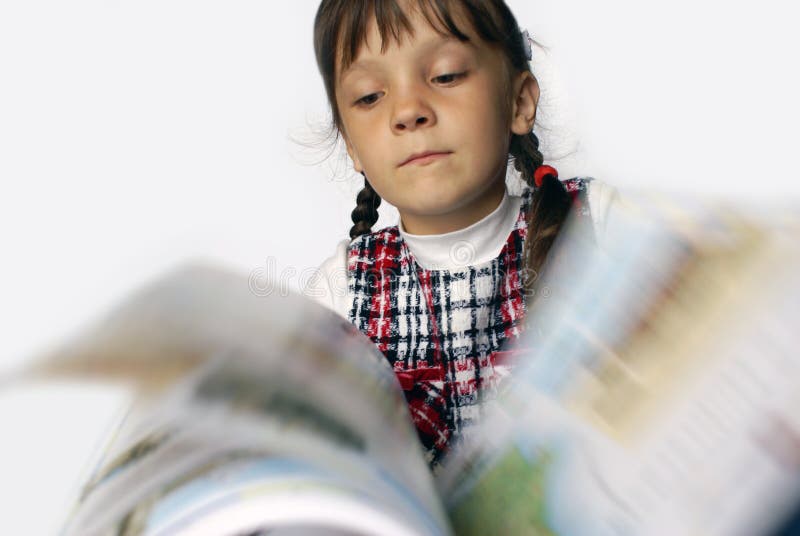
349,172,382,240
509,132,572,296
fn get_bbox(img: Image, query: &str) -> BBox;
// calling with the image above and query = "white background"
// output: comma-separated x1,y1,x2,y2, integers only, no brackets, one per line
0,0,797,533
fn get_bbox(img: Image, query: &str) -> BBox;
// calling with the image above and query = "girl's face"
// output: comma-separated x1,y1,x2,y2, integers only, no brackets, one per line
334,4,539,235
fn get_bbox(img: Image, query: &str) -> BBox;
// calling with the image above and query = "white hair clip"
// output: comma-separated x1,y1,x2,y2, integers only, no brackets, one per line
521,29,533,61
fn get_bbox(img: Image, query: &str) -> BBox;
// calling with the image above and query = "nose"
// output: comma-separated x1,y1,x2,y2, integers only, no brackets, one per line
391,89,435,133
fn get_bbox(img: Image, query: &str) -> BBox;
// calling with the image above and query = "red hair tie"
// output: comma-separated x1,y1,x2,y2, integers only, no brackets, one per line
533,164,558,188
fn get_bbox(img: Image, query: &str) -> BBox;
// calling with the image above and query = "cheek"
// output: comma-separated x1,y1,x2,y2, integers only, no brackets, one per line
459,112,513,176
345,117,384,156
347,130,394,194
456,96,511,154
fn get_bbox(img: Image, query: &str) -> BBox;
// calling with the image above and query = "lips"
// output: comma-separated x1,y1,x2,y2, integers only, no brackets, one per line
399,150,452,167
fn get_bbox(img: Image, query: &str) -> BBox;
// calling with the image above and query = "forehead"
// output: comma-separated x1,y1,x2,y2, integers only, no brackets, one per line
334,1,481,82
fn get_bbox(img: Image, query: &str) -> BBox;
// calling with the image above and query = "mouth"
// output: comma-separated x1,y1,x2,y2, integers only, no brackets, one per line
399,150,452,167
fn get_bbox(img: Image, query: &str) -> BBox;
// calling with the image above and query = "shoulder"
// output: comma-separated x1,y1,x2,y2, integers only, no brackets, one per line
301,238,351,319
522,176,618,217
563,176,592,193
300,225,404,319
346,225,403,271
347,225,401,249
519,176,594,207
522,177,620,248
583,178,621,248
569,177,621,250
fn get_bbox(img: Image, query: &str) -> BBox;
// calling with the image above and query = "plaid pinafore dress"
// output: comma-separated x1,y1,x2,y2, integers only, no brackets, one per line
346,179,592,470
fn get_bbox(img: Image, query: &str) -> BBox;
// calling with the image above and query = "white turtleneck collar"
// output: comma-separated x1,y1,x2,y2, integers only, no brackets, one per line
398,186,523,271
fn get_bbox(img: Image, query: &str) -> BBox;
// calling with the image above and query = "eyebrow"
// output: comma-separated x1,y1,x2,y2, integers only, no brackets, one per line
341,35,471,81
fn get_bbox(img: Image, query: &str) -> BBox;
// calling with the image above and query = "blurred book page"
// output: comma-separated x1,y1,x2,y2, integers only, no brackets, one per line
441,192,800,536
29,264,449,536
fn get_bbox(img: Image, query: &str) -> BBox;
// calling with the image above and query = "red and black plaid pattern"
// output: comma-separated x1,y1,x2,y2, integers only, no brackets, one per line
347,179,591,470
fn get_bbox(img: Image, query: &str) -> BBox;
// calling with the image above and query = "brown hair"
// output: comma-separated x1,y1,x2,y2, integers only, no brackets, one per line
313,0,572,294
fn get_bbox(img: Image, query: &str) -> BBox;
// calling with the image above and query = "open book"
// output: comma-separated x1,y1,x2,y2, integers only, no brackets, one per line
26,191,800,536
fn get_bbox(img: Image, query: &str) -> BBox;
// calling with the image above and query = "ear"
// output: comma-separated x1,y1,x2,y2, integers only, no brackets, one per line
341,131,364,174
509,71,540,136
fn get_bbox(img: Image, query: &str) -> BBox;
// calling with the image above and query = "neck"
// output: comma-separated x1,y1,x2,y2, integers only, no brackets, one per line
399,179,506,235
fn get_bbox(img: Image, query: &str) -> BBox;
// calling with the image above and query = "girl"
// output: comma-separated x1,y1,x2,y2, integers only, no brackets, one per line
305,0,617,472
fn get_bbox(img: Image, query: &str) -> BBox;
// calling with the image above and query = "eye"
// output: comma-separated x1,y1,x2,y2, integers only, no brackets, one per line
432,72,467,84
355,92,382,107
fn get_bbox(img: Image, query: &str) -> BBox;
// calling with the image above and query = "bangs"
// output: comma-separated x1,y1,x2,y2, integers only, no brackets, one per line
313,0,520,128
331,0,501,77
